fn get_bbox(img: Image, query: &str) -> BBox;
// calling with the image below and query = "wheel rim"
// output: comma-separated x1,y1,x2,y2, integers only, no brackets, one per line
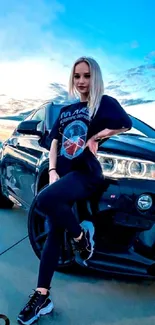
30,203,75,267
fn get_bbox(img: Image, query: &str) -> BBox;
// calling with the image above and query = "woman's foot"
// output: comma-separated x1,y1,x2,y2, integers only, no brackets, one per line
73,220,95,265
17,290,54,325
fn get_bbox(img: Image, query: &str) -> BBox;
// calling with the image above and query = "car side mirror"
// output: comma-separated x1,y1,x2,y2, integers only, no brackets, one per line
17,120,44,136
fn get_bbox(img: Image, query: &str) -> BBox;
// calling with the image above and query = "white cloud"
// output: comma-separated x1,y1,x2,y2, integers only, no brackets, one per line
0,0,64,55
0,0,154,113
0,57,69,99
0,40,140,100
125,102,155,128
0,0,142,99
0,0,68,98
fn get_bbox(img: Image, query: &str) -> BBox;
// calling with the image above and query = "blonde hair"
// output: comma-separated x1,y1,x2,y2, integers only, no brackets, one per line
69,56,104,117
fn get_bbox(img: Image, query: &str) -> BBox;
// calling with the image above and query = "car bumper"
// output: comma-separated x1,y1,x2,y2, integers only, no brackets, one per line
98,178,155,230
86,246,155,279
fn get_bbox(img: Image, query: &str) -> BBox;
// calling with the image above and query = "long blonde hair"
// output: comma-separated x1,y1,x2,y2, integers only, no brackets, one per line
69,56,104,117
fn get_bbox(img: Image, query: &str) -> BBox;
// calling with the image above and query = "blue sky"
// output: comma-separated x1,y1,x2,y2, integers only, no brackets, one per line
0,0,154,111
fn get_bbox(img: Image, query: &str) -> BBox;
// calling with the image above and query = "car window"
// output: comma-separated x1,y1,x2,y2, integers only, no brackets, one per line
45,103,63,131
24,111,35,121
31,106,46,121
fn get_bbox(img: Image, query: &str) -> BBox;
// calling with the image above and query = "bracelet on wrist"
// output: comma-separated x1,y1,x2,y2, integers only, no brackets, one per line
48,168,56,173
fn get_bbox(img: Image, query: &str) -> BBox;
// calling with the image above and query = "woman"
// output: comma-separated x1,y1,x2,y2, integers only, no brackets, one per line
17,57,132,324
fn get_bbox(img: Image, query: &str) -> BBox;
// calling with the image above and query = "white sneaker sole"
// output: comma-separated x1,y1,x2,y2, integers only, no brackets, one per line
80,220,95,264
17,301,54,325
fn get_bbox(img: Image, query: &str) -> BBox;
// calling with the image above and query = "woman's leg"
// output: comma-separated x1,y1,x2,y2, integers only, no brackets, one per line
36,170,103,289
37,224,62,290
17,170,103,325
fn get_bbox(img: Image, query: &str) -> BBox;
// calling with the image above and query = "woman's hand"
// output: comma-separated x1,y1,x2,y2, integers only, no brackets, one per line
49,170,60,185
85,136,99,155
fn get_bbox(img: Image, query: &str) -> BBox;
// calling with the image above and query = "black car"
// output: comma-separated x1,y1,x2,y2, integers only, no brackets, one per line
0,101,155,279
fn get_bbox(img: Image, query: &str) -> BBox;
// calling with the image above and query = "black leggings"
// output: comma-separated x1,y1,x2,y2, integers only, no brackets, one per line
36,165,103,289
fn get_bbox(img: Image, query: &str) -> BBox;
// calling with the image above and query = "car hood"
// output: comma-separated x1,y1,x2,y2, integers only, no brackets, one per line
100,135,155,161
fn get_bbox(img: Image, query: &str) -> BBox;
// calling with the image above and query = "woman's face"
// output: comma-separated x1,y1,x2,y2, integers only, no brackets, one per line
73,61,90,98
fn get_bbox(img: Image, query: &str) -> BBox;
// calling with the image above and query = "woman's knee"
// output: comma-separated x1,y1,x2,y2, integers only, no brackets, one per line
36,185,62,213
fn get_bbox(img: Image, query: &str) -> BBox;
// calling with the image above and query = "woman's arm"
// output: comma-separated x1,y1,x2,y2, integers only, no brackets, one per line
93,126,129,141
86,95,132,154
86,127,130,155
49,139,60,184
94,95,132,140
49,139,58,170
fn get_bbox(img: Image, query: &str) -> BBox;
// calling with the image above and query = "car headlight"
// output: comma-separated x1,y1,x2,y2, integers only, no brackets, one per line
96,153,155,180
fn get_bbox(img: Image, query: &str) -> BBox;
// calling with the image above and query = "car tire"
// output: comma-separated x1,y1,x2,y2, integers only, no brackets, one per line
0,186,14,209
28,195,76,272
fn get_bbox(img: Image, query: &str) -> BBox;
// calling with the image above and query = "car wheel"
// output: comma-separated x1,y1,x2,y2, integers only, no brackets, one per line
0,186,14,209
28,196,76,272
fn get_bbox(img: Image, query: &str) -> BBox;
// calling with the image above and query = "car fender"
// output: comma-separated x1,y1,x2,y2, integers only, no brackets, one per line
35,161,49,195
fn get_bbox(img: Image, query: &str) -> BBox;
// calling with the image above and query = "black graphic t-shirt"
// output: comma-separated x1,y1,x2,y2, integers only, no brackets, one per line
50,95,132,176
50,101,90,176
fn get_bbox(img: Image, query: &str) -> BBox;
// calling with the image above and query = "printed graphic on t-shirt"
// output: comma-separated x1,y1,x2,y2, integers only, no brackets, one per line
60,120,88,159
60,106,89,124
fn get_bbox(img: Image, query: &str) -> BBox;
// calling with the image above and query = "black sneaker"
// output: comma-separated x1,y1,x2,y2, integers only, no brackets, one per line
73,220,95,265
17,290,54,325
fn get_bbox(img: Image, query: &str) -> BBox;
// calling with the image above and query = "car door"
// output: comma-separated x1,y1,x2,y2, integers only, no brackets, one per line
1,105,47,207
